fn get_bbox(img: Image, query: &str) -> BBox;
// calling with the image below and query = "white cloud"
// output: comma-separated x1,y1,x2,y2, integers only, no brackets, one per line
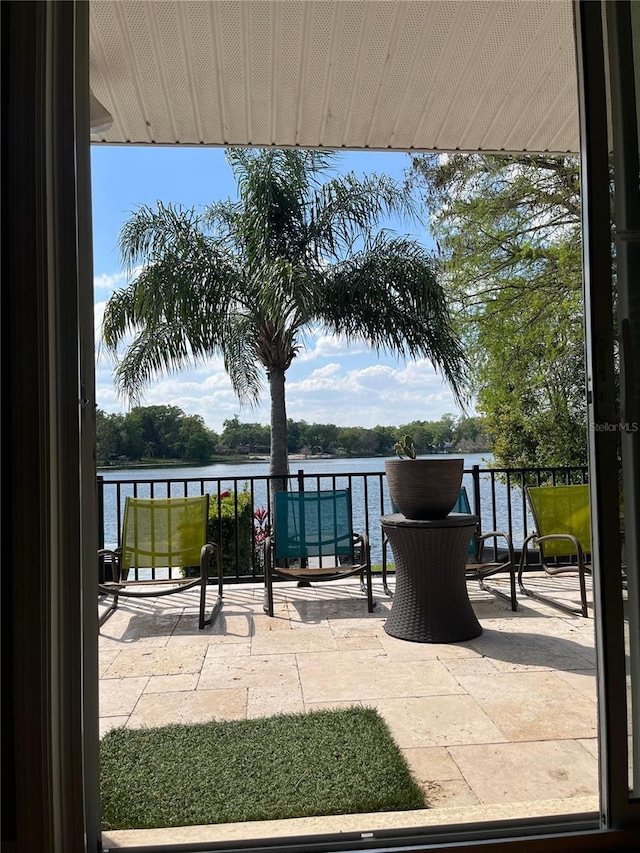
93,271,128,296
285,358,461,428
297,334,367,362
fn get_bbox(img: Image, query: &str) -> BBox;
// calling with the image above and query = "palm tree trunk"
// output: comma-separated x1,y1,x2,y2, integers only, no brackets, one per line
268,366,289,488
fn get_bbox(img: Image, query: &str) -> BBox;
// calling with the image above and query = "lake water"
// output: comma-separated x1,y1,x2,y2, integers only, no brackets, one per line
98,452,537,563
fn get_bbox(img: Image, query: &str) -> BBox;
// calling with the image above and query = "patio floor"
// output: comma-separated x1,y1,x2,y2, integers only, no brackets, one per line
99,574,600,849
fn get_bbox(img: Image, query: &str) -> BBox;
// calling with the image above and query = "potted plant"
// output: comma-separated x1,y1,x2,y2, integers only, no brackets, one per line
385,434,464,520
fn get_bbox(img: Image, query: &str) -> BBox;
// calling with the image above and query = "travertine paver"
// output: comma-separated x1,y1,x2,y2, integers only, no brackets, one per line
578,737,599,759
168,610,253,645
554,668,598,701
297,652,466,703
424,779,481,808
371,695,508,748
201,642,252,658
377,632,479,661
246,684,305,718
455,671,597,741
401,746,464,782
100,675,148,717
251,625,339,655
334,635,385,651
198,652,300,690
305,700,364,712
441,656,503,676
127,688,247,727
143,673,199,693
98,576,602,822
448,740,599,804
98,649,120,676
103,645,207,678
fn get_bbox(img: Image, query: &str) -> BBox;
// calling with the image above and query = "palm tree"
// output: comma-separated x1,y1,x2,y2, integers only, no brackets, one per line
102,149,467,479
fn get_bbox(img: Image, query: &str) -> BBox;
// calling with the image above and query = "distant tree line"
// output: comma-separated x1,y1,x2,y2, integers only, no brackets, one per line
96,406,491,466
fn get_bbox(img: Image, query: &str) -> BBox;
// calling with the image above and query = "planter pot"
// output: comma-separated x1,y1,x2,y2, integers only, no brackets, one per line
385,458,464,520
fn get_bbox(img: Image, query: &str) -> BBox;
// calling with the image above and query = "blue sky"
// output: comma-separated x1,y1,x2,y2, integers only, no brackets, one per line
92,146,462,435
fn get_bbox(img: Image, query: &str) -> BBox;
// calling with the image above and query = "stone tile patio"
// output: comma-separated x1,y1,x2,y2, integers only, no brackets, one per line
99,574,600,849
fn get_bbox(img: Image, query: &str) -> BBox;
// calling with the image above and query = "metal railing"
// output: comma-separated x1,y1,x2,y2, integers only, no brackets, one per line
97,463,589,583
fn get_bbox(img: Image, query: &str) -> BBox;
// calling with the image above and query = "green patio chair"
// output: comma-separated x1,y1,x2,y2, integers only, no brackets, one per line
381,487,517,610
263,489,374,616
519,484,591,617
98,494,223,629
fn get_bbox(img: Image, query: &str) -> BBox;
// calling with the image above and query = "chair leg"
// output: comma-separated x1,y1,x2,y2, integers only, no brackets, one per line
199,544,223,629
578,566,589,618
518,535,589,617
264,564,274,616
98,592,119,628
509,564,518,611
365,563,374,612
478,570,518,611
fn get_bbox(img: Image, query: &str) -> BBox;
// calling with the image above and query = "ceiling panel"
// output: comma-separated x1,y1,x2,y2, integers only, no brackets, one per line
89,0,579,153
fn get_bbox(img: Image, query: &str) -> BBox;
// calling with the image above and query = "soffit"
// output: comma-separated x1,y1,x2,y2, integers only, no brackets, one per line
89,0,579,154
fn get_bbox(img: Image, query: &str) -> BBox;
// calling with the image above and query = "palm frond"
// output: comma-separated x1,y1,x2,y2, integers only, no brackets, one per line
307,173,421,258
102,242,249,400
225,149,317,265
317,235,469,405
111,325,198,406
246,259,318,332
118,202,206,276
220,314,264,406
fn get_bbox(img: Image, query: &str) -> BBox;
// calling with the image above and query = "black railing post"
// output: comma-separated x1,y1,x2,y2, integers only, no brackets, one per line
472,465,482,533
297,469,305,492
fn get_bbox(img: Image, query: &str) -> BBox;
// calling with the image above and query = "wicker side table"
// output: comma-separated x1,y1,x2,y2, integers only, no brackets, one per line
381,513,482,643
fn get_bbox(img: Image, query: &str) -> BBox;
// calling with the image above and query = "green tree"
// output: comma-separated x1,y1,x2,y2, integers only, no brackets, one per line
96,410,120,463
178,414,218,462
408,153,586,468
103,149,467,481
286,419,302,453
127,405,185,459
221,416,270,453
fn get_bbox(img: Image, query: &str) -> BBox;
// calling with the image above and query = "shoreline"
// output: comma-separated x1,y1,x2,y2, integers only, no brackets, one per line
96,449,492,473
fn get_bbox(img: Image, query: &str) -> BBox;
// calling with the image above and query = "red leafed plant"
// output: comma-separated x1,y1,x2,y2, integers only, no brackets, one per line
253,506,269,546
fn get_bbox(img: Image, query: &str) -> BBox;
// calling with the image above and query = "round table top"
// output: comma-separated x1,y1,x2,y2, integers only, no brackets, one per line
380,512,478,529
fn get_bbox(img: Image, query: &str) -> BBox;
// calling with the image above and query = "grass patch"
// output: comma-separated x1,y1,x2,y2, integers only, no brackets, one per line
100,706,426,829
371,564,395,574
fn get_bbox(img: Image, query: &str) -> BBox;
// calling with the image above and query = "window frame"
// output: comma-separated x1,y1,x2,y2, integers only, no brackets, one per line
5,1,640,851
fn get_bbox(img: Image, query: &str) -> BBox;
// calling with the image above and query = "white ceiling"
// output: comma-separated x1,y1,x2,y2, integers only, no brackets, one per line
89,0,579,153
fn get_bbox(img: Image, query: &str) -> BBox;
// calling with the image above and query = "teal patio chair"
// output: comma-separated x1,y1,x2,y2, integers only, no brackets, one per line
263,489,374,616
381,487,517,611
519,484,591,617
98,494,223,629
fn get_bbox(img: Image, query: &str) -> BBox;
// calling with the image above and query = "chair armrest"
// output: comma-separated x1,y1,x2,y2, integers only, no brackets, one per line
535,533,587,563
98,548,119,557
201,542,223,593
518,531,587,578
264,534,273,568
352,532,371,567
98,547,121,583
475,530,515,564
